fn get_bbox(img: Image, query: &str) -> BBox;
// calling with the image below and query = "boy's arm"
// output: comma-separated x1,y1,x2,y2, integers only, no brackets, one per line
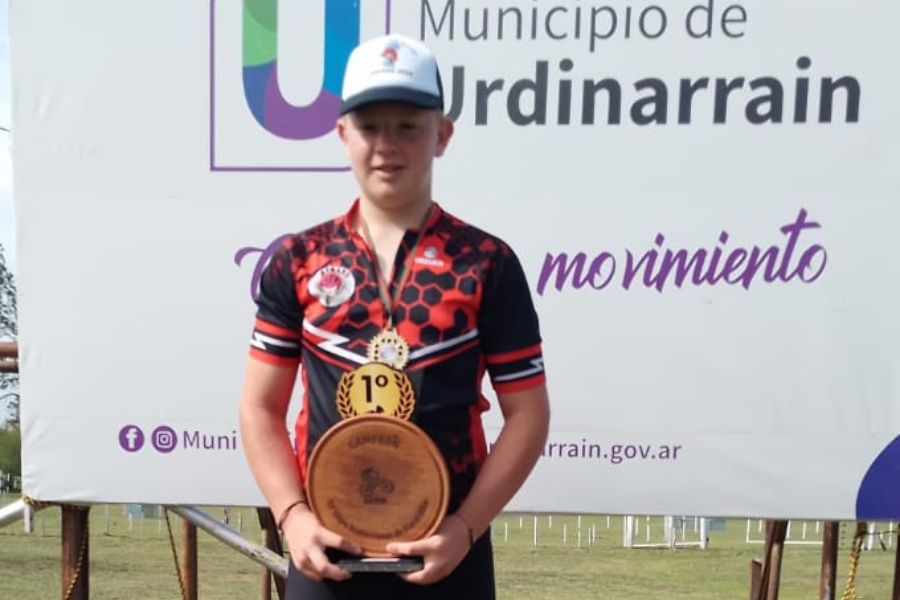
453,383,550,538
239,357,360,581
239,358,303,517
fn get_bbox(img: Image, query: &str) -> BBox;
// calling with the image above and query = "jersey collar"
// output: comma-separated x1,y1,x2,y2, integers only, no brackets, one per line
343,198,444,237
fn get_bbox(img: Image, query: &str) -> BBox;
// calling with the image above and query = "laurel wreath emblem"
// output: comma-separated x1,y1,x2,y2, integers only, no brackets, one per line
393,371,415,420
337,371,356,420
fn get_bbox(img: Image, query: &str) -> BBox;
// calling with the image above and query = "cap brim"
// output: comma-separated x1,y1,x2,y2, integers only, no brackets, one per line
340,86,443,114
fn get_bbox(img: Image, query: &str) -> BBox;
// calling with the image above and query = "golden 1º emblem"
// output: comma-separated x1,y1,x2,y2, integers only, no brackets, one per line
337,362,415,421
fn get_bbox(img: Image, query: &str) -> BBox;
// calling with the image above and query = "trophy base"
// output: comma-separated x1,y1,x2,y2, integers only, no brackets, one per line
338,557,423,573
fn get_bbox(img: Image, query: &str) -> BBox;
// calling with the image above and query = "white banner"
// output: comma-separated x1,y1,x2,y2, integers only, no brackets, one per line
13,0,900,518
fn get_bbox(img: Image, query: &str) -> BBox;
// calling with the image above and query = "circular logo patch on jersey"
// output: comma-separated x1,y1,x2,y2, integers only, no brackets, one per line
309,265,356,308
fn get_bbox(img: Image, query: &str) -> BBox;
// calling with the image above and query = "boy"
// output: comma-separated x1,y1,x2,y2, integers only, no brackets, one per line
240,34,549,599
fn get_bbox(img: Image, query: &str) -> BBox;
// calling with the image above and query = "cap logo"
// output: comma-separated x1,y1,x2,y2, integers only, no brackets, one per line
380,42,400,68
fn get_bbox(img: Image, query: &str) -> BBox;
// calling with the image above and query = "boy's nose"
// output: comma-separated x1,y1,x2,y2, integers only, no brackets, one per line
374,128,399,150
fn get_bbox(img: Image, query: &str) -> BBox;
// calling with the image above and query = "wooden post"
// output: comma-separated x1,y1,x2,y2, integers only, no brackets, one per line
893,528,900,600
61,505,89,600
257,508,286,600
754,520,788,600
181,521,198,600
819,522,839,600
766,521,788,600
749,559,762,600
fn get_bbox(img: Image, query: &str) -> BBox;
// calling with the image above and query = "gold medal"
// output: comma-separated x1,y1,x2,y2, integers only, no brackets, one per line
366,329,411,370
336,362,415,420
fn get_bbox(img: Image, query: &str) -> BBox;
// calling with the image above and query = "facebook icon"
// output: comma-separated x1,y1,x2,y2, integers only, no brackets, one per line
118,425,145,452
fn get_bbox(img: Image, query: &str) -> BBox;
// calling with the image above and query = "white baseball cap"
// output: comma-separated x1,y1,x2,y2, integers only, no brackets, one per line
340,34,444,114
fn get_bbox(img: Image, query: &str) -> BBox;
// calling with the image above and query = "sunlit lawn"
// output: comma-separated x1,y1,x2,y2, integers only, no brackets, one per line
0,497,896,599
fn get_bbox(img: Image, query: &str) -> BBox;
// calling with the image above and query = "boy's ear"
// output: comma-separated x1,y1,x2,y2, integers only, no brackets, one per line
434,116,454,158
336,116,348,143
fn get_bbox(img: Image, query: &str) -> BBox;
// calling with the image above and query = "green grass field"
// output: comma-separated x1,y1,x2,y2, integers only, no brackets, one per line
0,497,896,599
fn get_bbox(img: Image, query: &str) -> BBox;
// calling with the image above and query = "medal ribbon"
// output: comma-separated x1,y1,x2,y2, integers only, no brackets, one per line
360,205,432,329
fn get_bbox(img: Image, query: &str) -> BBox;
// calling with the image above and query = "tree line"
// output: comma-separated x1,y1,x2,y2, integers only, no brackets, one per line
0,241,19,491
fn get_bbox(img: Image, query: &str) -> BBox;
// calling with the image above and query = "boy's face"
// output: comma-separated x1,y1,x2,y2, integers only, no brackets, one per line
337,102,453,210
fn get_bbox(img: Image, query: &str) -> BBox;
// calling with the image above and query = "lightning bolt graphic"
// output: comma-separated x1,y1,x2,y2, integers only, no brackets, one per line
302,319,367,365
250,331,300,350
494,357,545,382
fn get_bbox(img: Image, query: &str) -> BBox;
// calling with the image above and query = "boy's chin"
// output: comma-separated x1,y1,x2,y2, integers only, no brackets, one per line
366,190,428,210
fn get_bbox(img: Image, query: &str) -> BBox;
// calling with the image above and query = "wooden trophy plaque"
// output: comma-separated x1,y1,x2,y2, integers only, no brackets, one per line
306,414,450,569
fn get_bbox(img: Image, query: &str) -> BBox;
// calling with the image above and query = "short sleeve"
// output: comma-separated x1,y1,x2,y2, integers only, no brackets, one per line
249,244,303,366
478,245,546,393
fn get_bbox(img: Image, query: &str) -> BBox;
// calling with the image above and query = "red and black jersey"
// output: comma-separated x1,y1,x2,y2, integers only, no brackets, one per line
250,200,545,511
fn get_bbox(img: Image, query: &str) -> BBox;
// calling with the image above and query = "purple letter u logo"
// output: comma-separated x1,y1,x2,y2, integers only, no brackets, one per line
242,1,361,140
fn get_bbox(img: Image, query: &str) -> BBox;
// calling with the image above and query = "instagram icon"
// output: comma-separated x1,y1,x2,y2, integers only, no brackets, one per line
151,425,178,454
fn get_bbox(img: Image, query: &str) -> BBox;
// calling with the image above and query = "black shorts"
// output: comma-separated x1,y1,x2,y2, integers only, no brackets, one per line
285,532,495,600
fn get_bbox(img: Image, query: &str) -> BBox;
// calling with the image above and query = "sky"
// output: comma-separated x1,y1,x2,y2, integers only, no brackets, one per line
0,0,12,274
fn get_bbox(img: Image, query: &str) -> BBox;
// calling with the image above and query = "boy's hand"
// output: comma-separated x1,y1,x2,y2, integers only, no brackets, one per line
384,514,472,585
282,507,362,582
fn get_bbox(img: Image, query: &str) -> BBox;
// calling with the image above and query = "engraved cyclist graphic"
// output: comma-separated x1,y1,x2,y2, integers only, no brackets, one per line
359,467,395,505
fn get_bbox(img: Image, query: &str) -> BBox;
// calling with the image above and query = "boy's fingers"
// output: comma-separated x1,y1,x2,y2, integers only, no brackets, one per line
319,529,362,556
307,547,351,581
